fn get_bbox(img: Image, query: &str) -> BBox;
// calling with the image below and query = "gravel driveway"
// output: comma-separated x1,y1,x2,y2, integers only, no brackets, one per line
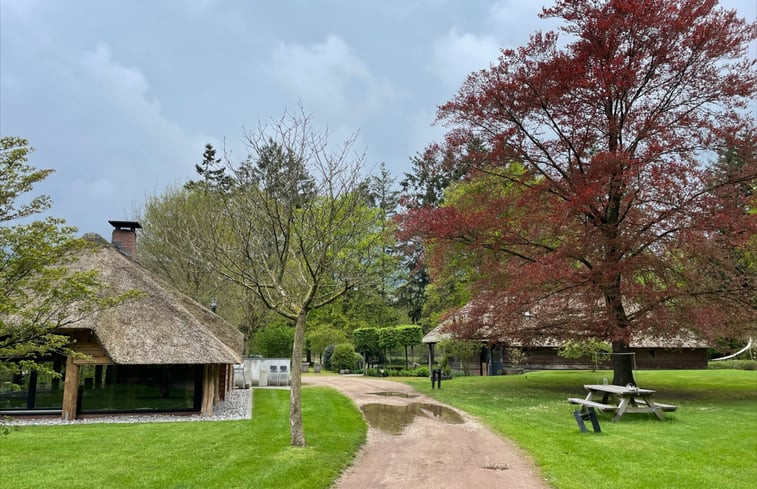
305,375,551,489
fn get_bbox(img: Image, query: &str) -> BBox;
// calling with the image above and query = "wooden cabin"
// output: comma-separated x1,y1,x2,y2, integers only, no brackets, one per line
422,325,709,376
0,221,243,419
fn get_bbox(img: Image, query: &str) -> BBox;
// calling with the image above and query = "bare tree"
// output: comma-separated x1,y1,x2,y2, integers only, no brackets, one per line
194,110,380,446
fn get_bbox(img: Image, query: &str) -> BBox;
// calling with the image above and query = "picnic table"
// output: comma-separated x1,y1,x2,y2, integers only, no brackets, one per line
568,384,678,422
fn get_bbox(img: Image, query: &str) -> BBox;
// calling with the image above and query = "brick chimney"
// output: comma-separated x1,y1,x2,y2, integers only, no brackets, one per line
108,220,142,257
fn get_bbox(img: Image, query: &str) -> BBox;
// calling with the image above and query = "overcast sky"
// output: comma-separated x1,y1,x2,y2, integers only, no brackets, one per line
1,0,754,238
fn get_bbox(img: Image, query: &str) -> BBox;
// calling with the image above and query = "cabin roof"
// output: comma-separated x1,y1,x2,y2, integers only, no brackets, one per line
60,234,243,365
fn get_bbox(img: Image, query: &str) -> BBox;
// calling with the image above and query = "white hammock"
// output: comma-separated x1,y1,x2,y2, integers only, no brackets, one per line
710,338,754,361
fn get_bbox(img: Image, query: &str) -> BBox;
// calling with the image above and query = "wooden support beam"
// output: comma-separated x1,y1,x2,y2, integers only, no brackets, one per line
61,356,80,421
428,343,434,377
213,364,221,407
200,364,217,417
218,364,227,401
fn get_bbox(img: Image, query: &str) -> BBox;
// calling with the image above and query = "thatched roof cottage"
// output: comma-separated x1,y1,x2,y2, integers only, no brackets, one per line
423,312,709,376
0,221,243,419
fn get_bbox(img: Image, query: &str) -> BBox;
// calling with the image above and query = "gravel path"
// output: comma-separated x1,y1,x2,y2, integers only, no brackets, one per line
5,388,252,426
305,375,552,489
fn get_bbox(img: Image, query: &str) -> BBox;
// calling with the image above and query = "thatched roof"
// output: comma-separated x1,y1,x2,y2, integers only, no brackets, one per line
423,296,710,349
60,234,243,365
422,323,709,349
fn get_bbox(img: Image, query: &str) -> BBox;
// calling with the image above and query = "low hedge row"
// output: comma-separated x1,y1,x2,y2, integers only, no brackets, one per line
364,366,431,377
708,359,757,370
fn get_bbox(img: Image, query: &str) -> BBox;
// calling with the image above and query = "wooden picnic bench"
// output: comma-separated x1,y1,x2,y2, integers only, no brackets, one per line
628,398,679,412
568,384,678,422
567,397,617,412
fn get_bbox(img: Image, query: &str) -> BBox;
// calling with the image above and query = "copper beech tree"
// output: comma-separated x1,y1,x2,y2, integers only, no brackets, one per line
400,0,756,385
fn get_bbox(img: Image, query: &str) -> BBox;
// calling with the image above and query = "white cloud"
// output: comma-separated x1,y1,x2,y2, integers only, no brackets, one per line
0,0,47,20
407,107,446,153
67,177,117,201
487,1,542,29
430,28,501,88
81,43,160,115
77,43,203,172
23,42,211,234
182,0,218,16
267,34,399,120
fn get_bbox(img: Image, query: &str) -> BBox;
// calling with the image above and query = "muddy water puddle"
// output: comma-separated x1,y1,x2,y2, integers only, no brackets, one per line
360,402,464,435
368,391,419,399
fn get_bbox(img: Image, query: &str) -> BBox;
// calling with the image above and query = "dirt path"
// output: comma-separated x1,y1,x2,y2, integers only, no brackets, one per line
305,375,551,489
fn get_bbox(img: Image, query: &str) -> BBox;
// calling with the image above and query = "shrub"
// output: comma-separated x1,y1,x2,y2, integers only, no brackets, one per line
558,338,610,371
708,359,757,370
331,343,360,371
386,366,430,377
439,338,481,375
364,367,391,377
323,344,335,370
308,327,347,362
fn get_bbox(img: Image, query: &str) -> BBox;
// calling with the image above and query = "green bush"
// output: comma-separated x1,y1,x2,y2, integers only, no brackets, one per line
323,344,335,370
708,359,757,370
364,367,391,377
385,366,430,377
415,366,430,377
308,327,347,362
331,343,360,371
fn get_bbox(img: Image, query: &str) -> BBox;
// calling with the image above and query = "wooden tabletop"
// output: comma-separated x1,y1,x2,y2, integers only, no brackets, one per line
584,384,656,396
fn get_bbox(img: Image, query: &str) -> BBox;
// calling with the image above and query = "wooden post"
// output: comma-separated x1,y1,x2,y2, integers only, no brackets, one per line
27,371,38,409
201,365,210,416
200,364,217,416
218,364,227,401
94,365,103,389
214,364,221,407
61,356,80,421
428,343,434,376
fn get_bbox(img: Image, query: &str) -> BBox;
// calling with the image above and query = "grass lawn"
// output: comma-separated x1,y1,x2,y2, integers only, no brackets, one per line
0,387,365,489
405,369,757,489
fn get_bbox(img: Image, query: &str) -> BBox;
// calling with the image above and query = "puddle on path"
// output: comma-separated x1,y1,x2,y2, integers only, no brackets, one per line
368,391,419,399
360,402,464,435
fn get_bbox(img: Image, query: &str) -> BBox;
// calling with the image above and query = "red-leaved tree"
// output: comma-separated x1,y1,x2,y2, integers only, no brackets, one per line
399,0,756,385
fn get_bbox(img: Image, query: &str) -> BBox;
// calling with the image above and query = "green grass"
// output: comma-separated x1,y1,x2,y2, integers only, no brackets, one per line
405,369,757,489
0,387,366,489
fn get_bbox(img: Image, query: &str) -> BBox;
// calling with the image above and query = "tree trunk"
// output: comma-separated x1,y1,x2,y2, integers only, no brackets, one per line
611,341,636,386
290,309,307,447
604,277,637,386
404,345,409,369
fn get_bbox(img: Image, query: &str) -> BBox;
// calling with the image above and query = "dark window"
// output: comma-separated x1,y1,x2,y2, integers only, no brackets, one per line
1,360,203,414
0,355,65,412
78,364,201,413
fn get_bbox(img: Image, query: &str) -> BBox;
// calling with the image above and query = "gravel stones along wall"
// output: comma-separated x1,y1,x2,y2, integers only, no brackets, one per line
5,388,252,426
